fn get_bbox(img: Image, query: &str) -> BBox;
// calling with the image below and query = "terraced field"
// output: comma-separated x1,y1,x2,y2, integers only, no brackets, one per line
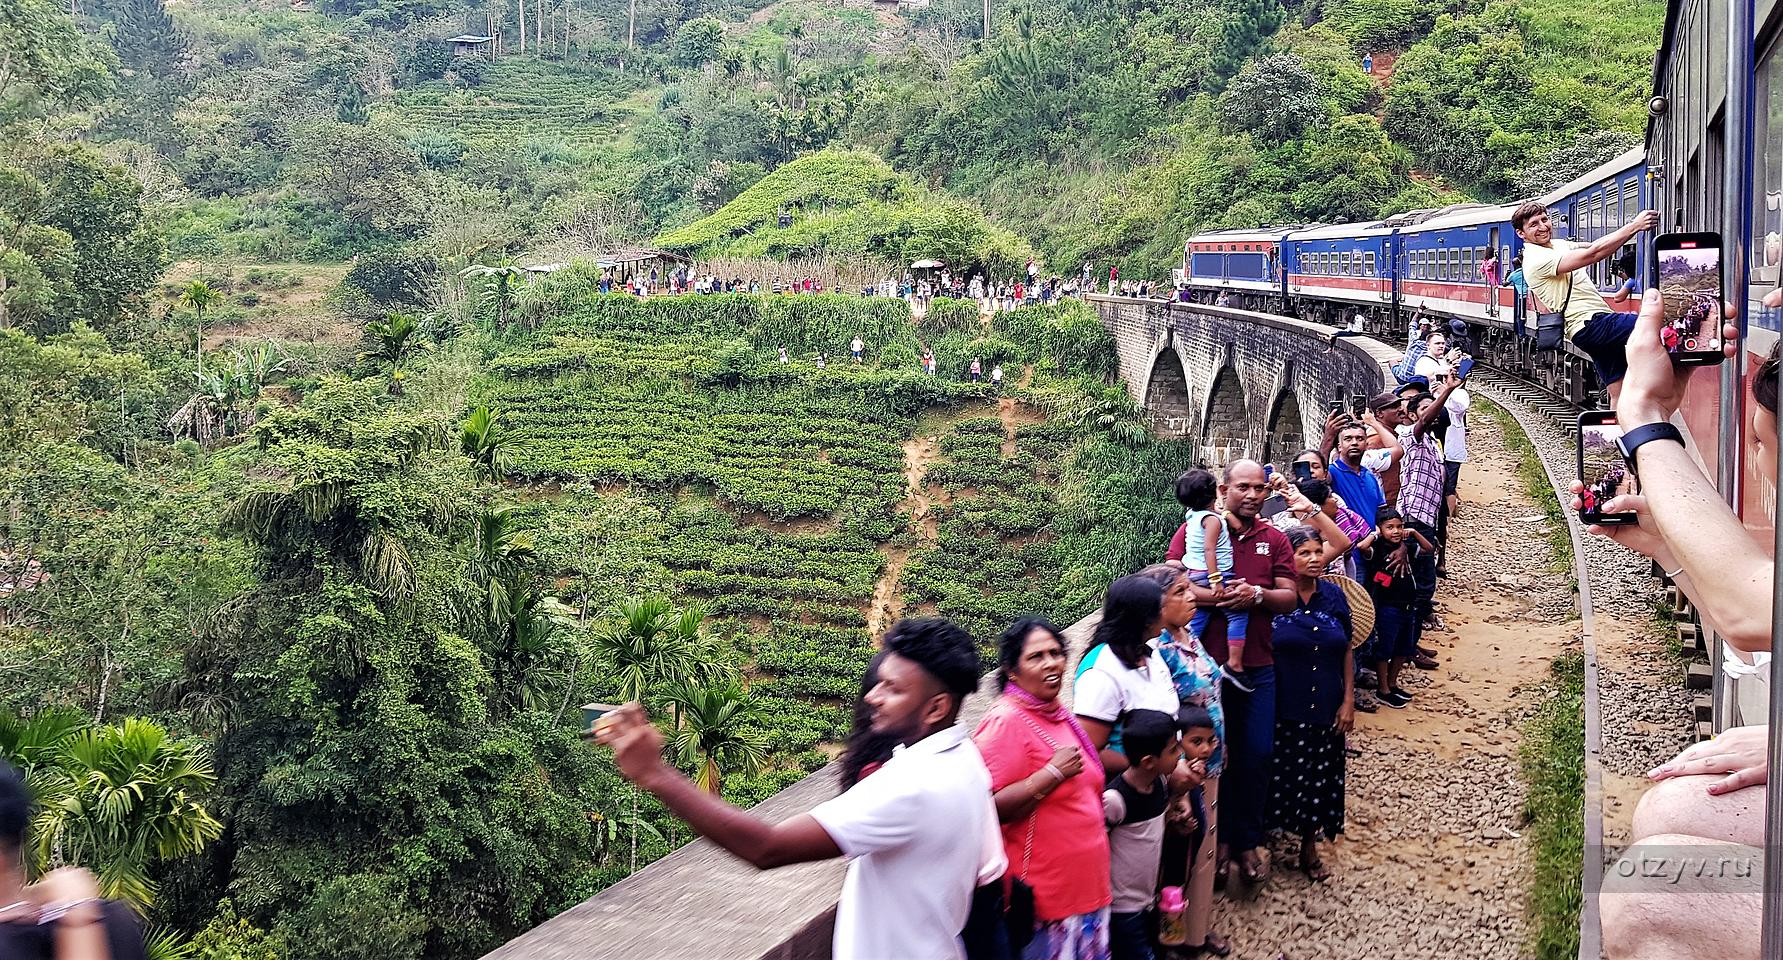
377,58,645,152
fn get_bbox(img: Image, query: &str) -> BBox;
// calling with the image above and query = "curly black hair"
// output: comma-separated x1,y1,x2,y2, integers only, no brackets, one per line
884,617,981,703
1174,469,1218,510
1756,343,1780,415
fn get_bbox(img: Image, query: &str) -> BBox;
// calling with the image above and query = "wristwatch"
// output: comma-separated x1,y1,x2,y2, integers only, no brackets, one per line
1615,422,1684,475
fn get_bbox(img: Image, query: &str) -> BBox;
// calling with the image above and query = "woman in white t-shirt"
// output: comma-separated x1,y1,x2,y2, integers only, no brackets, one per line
1073,574,1183,776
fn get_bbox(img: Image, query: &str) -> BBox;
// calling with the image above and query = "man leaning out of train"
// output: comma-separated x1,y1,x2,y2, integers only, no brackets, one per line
1512,202,1660,402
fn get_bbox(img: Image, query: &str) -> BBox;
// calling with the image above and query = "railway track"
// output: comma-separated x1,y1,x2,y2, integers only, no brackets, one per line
1349,329,1695,960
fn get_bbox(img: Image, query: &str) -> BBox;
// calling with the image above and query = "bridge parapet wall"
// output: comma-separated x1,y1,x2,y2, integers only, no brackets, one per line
1091,296,1400,464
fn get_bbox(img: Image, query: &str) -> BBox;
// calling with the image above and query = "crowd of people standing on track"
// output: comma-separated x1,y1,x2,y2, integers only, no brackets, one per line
597,323,1488,959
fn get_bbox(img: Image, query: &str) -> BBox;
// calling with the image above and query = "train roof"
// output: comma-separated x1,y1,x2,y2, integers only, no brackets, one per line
1538,146,1647,205
1289,220,1393,240
1397,202,1521,233
1187,225,1313,243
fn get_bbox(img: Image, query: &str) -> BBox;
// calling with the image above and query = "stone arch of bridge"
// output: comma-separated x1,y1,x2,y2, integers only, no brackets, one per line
1264,388,1307,470
1201,364,1252,465
1141,343,1196,438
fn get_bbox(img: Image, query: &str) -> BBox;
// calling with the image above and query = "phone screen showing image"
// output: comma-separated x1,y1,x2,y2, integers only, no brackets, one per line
1655,233,1724,365
1577,412,1638,525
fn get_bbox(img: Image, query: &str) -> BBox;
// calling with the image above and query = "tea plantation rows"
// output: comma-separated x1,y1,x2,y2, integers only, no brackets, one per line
474,291,1198,800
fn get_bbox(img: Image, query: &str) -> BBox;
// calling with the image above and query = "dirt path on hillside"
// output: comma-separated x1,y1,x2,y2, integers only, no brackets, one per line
866,434,942,639
1210,407,1556,958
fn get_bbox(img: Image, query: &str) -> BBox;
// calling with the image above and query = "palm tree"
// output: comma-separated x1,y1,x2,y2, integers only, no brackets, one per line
458,262,529,329
667,679,768,794
181,280,219,376
26,717,223,910
590,597,725,704
364,312,420,367
461,405,507,483
489,579,577,713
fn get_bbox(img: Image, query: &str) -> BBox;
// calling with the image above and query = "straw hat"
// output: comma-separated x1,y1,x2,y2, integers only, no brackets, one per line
1321,573,1375,649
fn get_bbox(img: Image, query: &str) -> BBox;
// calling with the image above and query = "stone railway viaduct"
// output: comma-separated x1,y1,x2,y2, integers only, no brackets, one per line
482,297,1401,960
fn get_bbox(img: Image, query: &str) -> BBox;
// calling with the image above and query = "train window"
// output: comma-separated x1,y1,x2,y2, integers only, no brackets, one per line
1622,179,1637,225
1365,252,1376,276
1605,183,1621,227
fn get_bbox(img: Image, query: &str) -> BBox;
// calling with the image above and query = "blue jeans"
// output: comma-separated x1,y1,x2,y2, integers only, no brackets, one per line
1571,310,1639,385
1217,664,1275,852
1186,572,1248,642
1109,911,1154,960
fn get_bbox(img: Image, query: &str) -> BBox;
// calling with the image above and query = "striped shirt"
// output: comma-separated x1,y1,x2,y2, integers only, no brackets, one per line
1398,431,1445,526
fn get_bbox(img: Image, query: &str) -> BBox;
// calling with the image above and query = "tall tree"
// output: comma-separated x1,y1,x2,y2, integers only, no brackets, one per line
182,279,217,374
0,0,114,128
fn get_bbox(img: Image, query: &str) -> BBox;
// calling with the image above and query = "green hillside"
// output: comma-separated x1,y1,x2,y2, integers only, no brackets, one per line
0,0,1667,952
653,148,1036,273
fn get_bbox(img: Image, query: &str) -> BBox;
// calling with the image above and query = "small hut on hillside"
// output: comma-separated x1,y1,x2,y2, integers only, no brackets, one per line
596,248,693,285
445,35,495,58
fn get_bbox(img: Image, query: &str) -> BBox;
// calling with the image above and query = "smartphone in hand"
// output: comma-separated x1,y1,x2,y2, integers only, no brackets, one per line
1654,232,1724,366
1577,411,1639,525
1454,357,1475,380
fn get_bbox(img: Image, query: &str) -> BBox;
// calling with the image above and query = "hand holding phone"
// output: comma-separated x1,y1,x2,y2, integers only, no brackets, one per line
1577,411,1639,525
1291,460,1314,483
1654,232,1724,366
1454,357,1475,381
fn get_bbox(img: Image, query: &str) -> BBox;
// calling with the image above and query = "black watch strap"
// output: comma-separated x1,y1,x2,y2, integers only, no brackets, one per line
1616,422,1684,473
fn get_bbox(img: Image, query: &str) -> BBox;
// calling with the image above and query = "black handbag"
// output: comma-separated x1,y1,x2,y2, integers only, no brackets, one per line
1534,273,1571,351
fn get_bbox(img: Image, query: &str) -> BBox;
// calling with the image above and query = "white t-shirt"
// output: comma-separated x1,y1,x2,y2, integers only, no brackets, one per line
1074,640,1181,724
1413,354,1449,381
809,725,1005,960
1360,447,1395,475
1444,388,1470,463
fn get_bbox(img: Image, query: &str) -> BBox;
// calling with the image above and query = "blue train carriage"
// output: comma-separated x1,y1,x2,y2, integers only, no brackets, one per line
1394,202,1520,330
1538,146,1651,304
1283,221,1394,327
1181,227,1299,310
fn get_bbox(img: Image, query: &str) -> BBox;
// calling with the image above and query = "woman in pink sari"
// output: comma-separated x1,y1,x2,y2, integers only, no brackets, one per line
974,618,1113,960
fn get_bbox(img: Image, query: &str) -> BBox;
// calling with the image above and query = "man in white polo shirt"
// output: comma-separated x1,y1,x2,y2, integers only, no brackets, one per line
599,617,1004,960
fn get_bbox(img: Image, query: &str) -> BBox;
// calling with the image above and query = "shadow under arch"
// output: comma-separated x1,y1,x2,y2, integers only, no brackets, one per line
1264,389,1307,469
1202,365,1251,465
1143,345,1195,437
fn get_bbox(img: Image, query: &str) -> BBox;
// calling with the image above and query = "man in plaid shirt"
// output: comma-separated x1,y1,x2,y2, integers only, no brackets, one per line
1397,372,1462,650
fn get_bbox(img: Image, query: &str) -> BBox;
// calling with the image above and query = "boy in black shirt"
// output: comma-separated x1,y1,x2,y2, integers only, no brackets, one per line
1357,506,1434,709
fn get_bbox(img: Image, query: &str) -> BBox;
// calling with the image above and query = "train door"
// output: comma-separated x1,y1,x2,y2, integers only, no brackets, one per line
1389,231,1403,324
1487,227,1501,316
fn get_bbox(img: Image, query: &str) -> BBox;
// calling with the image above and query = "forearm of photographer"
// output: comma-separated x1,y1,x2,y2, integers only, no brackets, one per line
1614,290,1773,652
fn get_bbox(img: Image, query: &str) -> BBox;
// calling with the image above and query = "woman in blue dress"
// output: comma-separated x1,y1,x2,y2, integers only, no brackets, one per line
1264,525,1356,883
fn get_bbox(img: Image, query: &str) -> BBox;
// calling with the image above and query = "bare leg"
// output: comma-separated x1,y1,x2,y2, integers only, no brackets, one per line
1631,777,1767,847
1601,834,1761,960
1186,777,1223,948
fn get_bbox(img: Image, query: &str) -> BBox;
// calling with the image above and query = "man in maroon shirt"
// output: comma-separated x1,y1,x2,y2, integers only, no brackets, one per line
1165,459,1296,883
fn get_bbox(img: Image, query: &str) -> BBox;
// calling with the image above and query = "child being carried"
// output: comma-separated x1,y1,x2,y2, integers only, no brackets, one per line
1174,469,1248,673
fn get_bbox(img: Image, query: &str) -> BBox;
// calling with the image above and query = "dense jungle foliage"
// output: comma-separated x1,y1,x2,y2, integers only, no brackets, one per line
0,0,1660,952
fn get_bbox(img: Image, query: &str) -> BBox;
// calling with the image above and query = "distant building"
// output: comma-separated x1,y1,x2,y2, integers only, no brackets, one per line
446,35,496,58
